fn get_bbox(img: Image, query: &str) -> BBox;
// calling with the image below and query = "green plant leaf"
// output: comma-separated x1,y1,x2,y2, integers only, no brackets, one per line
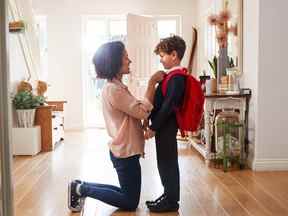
12,91,45,109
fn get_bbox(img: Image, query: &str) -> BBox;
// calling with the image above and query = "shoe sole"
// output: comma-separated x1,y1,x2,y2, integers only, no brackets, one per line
68,182,82,212
148,205,179,213
149,208,179,213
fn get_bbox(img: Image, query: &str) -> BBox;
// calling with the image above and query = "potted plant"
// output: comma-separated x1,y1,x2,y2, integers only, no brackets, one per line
12,90,45,128
208,56,218,93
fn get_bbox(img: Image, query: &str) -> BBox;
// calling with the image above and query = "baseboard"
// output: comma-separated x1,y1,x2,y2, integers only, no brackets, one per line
252,159,288,171
65,124,84,131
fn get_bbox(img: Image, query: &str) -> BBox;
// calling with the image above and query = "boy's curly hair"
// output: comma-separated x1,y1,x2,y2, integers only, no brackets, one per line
154,35,186,60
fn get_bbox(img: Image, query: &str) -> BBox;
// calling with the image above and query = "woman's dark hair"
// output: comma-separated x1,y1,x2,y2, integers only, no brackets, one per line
93,41,125,80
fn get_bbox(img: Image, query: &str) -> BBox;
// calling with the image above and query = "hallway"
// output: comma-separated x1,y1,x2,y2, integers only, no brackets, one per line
13,129,288,216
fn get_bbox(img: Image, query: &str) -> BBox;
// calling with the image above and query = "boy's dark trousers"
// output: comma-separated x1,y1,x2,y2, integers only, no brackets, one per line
155,114,180,202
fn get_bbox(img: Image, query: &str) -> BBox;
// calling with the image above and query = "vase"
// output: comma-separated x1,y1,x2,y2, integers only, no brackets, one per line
205,78,217,94
16,109,36,128
217,47,229,92
211,78,217,93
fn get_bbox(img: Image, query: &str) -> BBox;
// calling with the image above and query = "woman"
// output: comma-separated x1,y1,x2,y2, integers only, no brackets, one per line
68,41,164,212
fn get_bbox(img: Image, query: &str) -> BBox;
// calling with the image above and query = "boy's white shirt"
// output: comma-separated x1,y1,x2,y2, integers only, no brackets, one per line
166,65,184,74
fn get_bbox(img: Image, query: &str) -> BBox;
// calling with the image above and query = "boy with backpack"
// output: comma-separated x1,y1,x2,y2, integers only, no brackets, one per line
144,35,204,212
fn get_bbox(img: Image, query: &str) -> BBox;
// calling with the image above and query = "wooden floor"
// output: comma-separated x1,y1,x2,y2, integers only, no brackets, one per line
13,129,288,216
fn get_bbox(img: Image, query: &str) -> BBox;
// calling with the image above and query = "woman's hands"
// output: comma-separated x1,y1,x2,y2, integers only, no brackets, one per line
142,119,155,140
145,71,165,105
142,70,165,140
149,70,165,85
144,128,155,140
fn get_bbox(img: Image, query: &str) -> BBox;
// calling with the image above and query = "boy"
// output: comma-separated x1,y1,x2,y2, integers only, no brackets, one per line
144,35,186,212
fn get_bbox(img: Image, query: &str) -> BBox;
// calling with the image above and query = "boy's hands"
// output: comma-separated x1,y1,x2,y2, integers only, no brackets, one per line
149,71,165,85
144,128,155,140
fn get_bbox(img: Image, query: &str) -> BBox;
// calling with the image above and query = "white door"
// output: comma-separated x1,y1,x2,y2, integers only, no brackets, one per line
126,13,159,98
1,0,14,215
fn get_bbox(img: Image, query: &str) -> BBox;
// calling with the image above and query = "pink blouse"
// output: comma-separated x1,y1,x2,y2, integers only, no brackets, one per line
101,78,153,158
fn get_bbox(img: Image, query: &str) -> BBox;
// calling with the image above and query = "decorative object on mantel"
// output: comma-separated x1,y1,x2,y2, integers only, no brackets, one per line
208,56,218,94
36,80,48,96
187,27,198,74
9,20,25,33
13,80,45,128
225,67,241,94
17,80,32,93
12,90,45,128
208,1,238,93
212,108,245,172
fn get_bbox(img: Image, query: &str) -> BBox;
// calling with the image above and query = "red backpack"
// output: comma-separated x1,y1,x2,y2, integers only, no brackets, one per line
162,67,205,136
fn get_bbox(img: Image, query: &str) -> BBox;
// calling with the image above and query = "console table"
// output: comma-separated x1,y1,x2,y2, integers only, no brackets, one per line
35,100,67,151
189,89,251,163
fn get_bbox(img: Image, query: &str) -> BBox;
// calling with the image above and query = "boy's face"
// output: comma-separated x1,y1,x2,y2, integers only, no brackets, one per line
159,51,179,69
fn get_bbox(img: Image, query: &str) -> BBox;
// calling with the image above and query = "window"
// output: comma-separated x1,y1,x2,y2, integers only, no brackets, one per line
82,16,127,128
155,16,181,69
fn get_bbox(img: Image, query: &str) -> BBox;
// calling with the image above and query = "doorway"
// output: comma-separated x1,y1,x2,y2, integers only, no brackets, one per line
82,14,180,128
0,0,14,215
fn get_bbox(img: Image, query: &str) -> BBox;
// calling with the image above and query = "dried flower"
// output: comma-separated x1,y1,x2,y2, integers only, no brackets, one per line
208,8,236,49
217,31,228,48
216,21,225,30
219,9,231,22
208,14,218,25
228,24,238,36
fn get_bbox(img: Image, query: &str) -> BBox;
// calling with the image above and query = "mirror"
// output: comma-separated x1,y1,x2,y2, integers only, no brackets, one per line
199,0,243,78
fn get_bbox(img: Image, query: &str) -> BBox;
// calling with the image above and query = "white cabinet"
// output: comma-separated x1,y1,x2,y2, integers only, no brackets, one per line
12,126,41,155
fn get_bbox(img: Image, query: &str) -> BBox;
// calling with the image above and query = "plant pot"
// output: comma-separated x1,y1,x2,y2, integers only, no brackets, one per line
16,109,36,128
206,78,217,94
211,78,217,93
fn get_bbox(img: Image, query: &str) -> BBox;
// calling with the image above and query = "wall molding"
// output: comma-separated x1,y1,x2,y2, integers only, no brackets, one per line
65,123,84,131
252,158,288,171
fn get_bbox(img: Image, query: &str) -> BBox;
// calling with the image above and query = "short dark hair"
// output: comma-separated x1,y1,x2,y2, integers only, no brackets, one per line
154,35,186,60
93,41,125,80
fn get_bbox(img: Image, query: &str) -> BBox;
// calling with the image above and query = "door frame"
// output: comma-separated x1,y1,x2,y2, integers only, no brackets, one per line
0,0,14,215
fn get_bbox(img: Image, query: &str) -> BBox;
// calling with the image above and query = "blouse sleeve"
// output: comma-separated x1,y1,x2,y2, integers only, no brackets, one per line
108,86,153,120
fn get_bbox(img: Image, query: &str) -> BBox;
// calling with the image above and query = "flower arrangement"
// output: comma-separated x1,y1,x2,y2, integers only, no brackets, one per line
13,91,45,110
208,7,237,48
13,81,47,110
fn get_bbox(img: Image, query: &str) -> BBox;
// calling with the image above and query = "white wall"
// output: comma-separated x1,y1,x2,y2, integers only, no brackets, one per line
243,0,288,170
242,0,259,167
9,35,29,90
196,0,211,76
31,0,198,130
253,0,288,170
9,0,41,89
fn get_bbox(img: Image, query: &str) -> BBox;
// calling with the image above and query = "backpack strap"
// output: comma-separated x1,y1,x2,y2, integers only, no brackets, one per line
161,68,188,96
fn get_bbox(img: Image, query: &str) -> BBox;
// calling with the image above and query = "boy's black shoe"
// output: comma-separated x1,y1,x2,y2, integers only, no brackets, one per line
145,194,166,207
148,197,179,212
68,180,85,212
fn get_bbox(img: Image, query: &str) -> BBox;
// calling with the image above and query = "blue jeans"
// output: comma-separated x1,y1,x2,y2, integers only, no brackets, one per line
80,151,141,210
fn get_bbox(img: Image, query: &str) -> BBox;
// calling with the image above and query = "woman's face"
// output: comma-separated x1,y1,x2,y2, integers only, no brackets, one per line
120,49,132,75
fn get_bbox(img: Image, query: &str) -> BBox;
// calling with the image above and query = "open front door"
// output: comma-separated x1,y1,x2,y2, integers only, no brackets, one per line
0,0,14,215
126,13,158,98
